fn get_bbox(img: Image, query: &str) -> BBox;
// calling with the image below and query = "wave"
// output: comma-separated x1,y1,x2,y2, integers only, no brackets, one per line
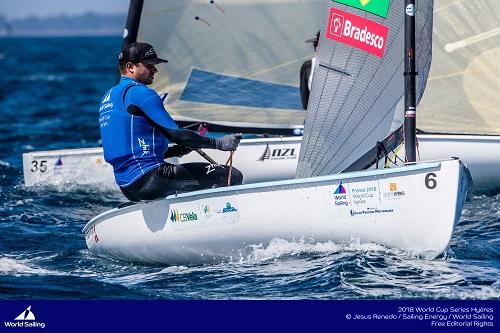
240,238,423,264
0,256,56,276
447,239,500,260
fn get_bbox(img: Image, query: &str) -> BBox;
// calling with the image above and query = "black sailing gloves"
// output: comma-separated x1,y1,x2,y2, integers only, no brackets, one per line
215,134,241,151
163,134,241,159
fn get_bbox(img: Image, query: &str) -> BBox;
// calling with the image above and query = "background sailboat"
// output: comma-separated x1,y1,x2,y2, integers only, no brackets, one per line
416,0,500,193
22,0,500,194
419,0,500,135
22,0,322,188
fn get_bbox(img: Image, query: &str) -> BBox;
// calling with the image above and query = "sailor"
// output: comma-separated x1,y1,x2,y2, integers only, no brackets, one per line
99,42,243,202
299,30,320,110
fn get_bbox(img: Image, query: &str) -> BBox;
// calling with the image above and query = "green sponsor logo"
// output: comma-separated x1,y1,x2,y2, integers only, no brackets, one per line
170,209,198,223
333,0,390,18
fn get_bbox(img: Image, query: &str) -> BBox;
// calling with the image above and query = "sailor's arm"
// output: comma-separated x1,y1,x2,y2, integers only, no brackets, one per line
128,91,240,151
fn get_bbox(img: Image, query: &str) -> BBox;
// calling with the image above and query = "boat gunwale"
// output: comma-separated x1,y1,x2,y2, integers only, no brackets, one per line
417,133,500,141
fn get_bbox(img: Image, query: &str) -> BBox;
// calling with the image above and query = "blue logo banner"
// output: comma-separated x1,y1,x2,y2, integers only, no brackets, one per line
0,300,497,332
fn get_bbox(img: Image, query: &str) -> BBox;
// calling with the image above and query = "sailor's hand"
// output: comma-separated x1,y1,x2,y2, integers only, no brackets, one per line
215,134,241,151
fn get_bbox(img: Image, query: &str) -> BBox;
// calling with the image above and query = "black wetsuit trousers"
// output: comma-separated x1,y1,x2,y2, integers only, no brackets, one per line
120,163,243,202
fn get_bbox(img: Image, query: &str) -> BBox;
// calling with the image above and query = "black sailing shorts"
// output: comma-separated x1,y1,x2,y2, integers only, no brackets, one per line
120,163,243,202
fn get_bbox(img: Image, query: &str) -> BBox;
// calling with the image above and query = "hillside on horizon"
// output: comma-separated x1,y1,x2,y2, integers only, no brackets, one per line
0,12,127,37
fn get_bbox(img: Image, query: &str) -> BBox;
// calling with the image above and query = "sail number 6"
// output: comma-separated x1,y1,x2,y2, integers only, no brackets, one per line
425,173,437,189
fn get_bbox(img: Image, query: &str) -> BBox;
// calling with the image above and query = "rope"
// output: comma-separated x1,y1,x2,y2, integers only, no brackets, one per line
226,151,234,186
384,143,405,168
416,137,421,161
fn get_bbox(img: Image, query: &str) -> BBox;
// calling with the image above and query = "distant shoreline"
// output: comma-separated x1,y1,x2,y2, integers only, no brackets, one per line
0,12,126,38
0,29,123,37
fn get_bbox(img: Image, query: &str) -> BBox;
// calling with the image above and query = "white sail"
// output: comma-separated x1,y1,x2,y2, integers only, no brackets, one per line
297,0,434,178
419,0,500,134
136,0,324,128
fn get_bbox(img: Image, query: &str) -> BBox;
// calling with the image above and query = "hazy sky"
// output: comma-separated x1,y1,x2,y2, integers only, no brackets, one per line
1,0,128,19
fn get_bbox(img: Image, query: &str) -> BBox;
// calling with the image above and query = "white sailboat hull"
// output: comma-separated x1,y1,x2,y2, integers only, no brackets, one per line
22,147,116,188
23,134,499,192
22,137,302,188
417,134,500,193
83,159,470,265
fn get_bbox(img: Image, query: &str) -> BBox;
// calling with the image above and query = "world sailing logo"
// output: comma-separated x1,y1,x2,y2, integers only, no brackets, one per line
333,181,349,206
4,305,46,329
15,306,35,321
333,0,390,18
99,90,113,112
334,181,347,194
54,157,64,174
326,8,389,58
102,90,111,103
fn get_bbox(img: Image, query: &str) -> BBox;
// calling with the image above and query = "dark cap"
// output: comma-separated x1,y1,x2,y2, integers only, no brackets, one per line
118,42,168,65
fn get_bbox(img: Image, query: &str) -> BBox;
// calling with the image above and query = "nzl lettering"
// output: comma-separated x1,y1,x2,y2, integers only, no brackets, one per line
272,148,296,157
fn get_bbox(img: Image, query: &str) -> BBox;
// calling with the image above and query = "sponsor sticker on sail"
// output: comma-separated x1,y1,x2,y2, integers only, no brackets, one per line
333,0,390,18
326,8,389,58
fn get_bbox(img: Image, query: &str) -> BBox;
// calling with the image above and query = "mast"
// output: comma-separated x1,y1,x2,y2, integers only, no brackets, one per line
116,0,144,82
404,0,417,163
122,0,143,49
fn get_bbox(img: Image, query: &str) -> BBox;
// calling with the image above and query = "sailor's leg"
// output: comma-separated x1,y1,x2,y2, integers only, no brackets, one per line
172,163,243,190
120,163,243,201
120,164,175,201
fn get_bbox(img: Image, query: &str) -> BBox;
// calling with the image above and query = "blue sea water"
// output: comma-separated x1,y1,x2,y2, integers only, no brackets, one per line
0,37,499,300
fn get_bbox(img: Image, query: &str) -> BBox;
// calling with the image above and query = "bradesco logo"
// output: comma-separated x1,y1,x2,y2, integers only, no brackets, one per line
326,8,389,58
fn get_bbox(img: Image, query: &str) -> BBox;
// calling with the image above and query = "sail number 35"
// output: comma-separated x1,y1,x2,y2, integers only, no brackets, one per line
425,173,437,189
31,160,48,173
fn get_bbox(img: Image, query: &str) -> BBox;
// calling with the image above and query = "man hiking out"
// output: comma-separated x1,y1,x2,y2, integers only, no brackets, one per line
99,42,243,202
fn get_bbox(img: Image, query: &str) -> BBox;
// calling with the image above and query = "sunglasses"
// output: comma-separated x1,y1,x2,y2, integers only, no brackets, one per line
127,62,156,70
140,62,156,70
